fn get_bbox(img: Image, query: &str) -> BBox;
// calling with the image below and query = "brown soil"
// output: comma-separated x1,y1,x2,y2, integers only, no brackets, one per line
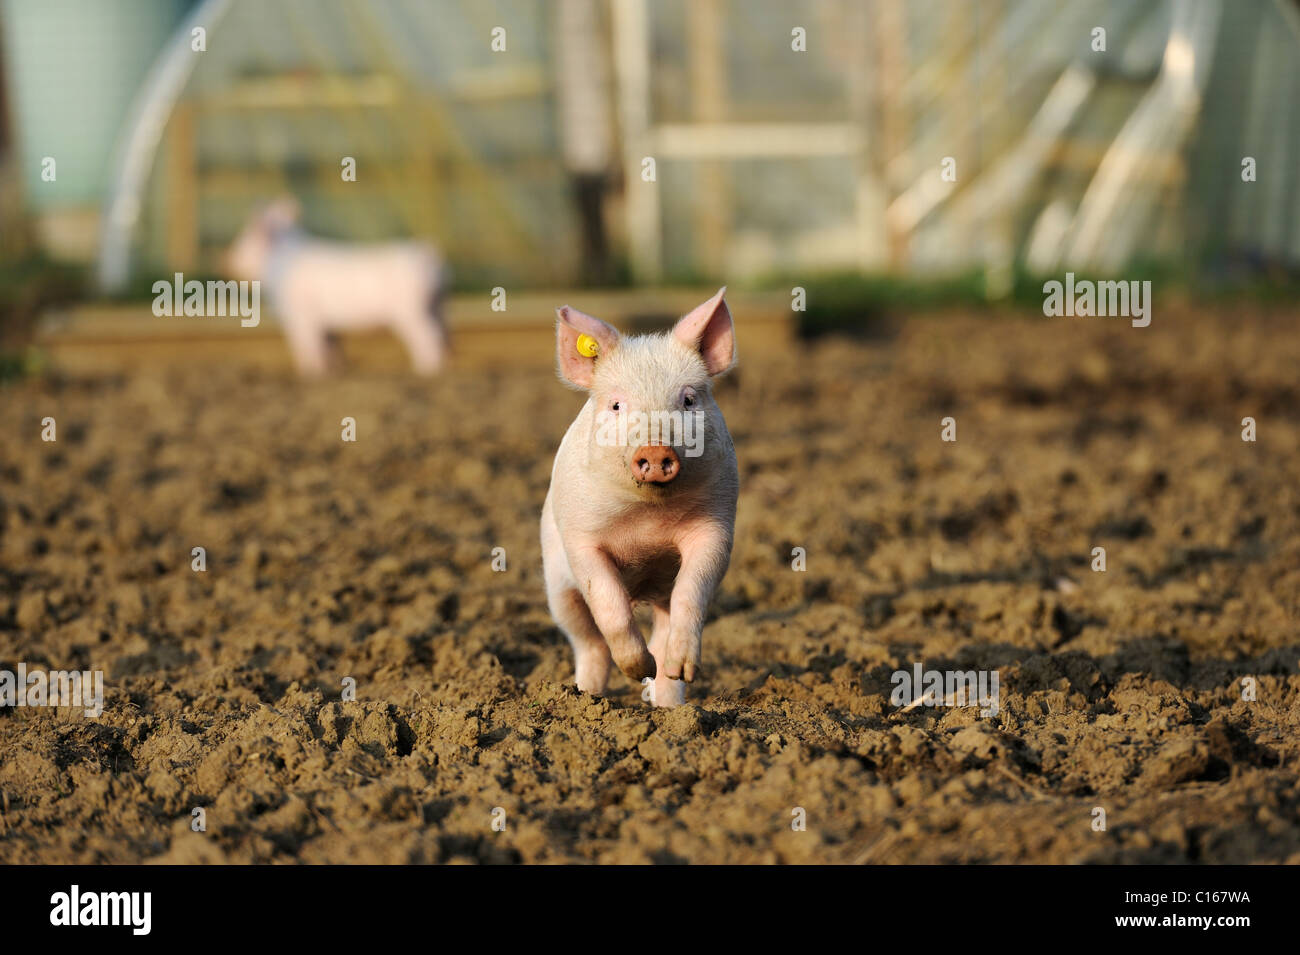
2,305,1298,864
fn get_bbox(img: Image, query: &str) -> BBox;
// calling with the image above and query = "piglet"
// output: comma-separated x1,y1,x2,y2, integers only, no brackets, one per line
226,198,450,376
540,288,739,707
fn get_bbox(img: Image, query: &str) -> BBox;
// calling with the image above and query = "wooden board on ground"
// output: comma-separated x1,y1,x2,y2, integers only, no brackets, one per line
35,289,794,375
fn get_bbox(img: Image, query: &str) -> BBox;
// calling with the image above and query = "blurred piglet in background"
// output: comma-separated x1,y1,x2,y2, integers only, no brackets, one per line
225,198,450,376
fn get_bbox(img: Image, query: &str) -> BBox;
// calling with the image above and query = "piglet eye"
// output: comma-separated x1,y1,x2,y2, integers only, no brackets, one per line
611,401,621,412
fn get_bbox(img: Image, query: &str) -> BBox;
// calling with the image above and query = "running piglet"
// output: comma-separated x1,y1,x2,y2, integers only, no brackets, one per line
540,288,739,707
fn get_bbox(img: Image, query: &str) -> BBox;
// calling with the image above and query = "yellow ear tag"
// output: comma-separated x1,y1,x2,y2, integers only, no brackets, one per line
576,333,600,358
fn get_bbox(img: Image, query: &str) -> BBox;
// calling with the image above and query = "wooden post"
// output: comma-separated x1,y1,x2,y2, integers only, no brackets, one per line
687,0,729,279
875,0,909,271
0,14,28,259
611,0,662,283
166,103,198,273
556,0,616,283
847,0,886,272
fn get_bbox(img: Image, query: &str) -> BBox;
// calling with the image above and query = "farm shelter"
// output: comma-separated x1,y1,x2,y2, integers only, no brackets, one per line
616,0,1300,281
1,0,1296,291
92,0,578,290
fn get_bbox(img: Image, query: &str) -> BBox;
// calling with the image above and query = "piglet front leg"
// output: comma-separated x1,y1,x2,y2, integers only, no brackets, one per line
663,523,733,684
567,545,658,682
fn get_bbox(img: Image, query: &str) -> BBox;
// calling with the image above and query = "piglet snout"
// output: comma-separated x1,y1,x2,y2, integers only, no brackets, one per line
631,445,680,484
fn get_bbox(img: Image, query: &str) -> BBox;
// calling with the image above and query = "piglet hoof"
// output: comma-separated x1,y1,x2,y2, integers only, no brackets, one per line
664,661,698,683
652,677,686,708
615,647,657,683
664,636,700,683
574,660,610,697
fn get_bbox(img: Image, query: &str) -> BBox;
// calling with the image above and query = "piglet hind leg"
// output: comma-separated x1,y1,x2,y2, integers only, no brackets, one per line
647,603,686,707
394,309,447,375
548,586,614,695
284,318,332,377
542,500,613,693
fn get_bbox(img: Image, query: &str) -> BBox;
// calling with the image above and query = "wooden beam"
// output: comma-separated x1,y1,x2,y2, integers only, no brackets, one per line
651,123,864,159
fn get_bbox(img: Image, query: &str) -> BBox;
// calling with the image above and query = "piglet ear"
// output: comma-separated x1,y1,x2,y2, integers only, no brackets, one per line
673,287,735,376
556,305,620,389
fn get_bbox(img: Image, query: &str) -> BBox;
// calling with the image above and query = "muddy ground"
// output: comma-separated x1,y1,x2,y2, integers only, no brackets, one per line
1,304,1298,864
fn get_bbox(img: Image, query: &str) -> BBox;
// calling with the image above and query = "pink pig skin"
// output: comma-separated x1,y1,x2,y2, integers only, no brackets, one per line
540,288,739,707
226,199,449,376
